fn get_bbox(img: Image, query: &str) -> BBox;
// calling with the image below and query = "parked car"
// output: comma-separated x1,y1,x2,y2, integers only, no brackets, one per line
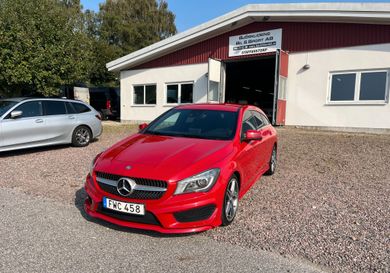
85,103,277,233
89,87,120,120
0,98,102,152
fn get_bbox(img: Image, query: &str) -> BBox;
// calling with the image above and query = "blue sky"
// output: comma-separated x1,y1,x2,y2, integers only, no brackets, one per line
80,0,389,32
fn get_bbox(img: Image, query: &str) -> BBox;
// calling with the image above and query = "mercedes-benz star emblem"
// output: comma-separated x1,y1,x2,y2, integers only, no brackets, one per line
125,165,132,170
117,178,136,197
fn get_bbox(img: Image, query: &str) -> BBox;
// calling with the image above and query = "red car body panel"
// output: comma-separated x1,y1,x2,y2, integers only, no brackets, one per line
84,104,277,233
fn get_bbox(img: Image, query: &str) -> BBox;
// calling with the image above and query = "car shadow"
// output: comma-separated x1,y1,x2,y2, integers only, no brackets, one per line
0,139,99,158
74,187,196,238
0,144,71,158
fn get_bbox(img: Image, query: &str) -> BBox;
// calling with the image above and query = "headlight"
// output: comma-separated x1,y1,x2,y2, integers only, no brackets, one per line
89,152,102,176
174,168,220,195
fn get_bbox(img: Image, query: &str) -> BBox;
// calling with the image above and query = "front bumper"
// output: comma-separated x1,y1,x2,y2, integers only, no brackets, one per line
84,174,224,234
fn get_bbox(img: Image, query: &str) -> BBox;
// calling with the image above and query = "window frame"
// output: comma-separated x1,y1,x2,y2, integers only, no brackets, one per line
5,100,43,119
132,84,157,106
70,102,91,114
42,100,67,116
251,110,270,129
164,82,194,105
240,110,257,141
327,69,389,105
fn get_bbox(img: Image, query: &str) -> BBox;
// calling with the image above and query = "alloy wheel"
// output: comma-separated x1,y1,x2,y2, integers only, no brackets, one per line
270,148,277,173
225,178,239,222
75,128,90,145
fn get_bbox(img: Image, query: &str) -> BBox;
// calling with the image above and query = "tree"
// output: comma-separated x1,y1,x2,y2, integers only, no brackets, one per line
0,0,92,96
88,0,177,86
0,0,177,96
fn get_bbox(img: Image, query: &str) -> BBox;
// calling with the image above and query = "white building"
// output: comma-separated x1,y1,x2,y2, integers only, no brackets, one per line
107,3,390,130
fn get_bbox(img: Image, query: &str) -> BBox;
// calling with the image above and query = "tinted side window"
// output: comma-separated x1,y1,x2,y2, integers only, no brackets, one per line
72,102,91,113
65,102,76,114
251,111,264,129
43,101,66,116
12,101,43,118
241,111,257,139
251,111,270,128
261,114,270,125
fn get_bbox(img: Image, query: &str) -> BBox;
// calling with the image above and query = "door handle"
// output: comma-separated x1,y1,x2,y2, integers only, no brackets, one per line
68,116,75,119
35,119,43,123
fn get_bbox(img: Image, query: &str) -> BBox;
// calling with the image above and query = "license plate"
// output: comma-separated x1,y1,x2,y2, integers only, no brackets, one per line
103,197,145,216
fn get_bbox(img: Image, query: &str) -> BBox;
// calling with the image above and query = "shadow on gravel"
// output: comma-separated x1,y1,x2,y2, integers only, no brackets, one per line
74,187,196,238
0,144,70,157
0,139,99,158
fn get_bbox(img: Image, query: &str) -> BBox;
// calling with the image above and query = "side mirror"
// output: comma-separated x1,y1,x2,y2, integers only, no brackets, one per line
138,123,148,131
244,130,263,141
10,110,22,119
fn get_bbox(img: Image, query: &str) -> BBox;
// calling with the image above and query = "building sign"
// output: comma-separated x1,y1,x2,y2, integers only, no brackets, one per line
229,29,282,57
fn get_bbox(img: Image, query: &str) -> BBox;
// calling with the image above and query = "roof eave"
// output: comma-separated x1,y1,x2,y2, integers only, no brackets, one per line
107,3,390,72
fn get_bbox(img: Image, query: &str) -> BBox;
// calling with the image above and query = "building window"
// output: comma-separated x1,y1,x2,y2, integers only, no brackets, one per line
329,70,388,103
166,83,193,104
133,85,156,105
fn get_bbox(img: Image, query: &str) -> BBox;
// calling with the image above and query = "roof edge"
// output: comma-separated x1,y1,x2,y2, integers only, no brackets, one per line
107,3,390,72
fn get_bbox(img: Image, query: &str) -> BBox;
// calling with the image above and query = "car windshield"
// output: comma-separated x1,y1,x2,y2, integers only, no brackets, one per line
145,108,238,140
0,100,18,117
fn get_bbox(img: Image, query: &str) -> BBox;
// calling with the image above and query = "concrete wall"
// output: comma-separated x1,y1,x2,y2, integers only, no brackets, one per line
120,63,208,122
286,43,390,129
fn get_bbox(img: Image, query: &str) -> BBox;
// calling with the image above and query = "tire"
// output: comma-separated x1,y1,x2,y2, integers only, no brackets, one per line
72,126,92,147
221,175,239,226
264,146,277,176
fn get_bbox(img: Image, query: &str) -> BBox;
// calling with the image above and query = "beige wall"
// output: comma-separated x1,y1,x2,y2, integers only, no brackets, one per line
286,43,390,129
120,63,208,122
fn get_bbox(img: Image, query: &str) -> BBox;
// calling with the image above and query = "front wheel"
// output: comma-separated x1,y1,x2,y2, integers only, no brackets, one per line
264,146,277,176
72,126,92,147
221,175,239,226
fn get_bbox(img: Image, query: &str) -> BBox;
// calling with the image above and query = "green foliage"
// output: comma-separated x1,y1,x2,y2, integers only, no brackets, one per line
89,0,177,86
0,0,93,96
0,0,177,96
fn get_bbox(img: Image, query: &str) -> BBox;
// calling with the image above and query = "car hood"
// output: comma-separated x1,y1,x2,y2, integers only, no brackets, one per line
95,133,234,181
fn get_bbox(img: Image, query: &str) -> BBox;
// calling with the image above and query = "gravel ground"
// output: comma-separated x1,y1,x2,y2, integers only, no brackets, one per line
0,188,324,273
0,124,389,272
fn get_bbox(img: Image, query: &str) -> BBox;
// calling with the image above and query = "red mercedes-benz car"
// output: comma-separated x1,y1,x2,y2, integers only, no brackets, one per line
84,104,277,233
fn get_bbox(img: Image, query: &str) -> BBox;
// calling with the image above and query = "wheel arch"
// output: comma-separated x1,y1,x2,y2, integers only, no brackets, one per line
74,124,93,136
232,171,241,190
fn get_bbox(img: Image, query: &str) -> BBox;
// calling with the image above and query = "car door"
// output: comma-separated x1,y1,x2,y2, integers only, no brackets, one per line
236,110,262,191
251,110,274,173
1,101,45,148
42,100,77,143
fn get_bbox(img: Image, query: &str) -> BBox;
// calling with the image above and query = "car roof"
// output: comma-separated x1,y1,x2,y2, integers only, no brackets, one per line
175,103,243,112
0,97,85,104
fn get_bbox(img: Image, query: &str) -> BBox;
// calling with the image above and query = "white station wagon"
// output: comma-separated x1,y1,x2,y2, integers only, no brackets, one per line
0,97,102,152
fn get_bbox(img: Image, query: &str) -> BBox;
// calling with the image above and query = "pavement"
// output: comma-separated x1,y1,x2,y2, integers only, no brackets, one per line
0,188,326,273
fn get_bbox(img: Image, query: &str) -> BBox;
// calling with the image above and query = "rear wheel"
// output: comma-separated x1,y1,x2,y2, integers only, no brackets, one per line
72,126,92,147
265,146,277,175
221,175,239,226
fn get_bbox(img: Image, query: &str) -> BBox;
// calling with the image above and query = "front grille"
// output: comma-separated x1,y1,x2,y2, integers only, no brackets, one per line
97,182,165,199
174,204,216,223
95,171,167,200
97,203,161,226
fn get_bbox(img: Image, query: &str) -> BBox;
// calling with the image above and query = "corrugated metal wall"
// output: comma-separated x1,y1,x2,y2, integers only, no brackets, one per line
135,22,390,69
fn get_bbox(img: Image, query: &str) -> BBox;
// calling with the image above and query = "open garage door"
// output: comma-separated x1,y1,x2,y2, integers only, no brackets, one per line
274,50,288,125
224,55,276,121
208,58,225,102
